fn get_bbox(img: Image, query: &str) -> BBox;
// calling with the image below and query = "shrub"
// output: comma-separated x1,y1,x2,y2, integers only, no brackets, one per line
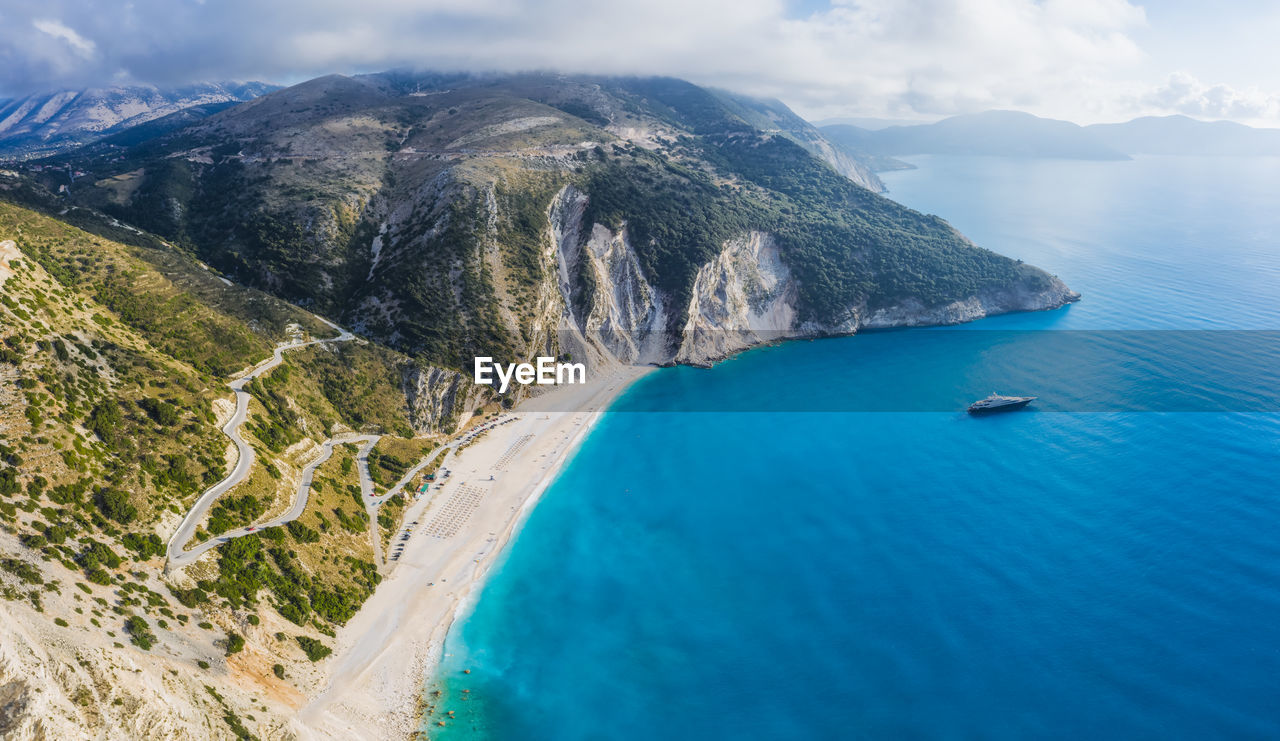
168,586,209,608
85,402,123,446
138,397,180,426
79,540,122,569
295,635,332,662
0,469,18,496
1,559,44,585
286,520,320,543
125,615,156,650
122,532,164,559
94,489,137,524
225,631,245,656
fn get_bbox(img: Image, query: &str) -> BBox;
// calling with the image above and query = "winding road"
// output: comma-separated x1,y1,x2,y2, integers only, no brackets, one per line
165,318,356,568
165,314,507,571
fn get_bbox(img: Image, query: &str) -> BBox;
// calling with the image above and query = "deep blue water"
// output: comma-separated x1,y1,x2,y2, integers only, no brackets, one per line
432,156,1280,739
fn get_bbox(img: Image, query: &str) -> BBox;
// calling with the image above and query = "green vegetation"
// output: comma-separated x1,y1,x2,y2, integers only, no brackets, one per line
122,532,165,560
574,132,1046,325
578,152,753,318
94,488,138,524
125,615,157,650
366,437,435,488
1,558,44,585
0,201,443,665
244,370,305,453
199,529,380,628
138,397,180,426
698,134,1050,316
86,402,125,447
206,493,267,536
288,344,416,436
296,635,332,662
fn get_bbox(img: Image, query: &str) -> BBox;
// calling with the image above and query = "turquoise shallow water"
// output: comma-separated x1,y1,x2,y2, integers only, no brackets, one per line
431,156,1280,739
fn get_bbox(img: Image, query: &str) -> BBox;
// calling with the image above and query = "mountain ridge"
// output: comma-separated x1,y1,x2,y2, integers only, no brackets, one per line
31,72,1074,375
0,82,278,159
823,109,1280,166
1086,114,1280,155
823,110,1129,162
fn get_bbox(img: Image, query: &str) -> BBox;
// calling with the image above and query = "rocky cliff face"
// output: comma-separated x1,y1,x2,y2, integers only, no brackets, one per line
546,185,1077,371
857,275,1078,329
47,71,1079,412
549,186,668,366
675,231,798,365
402,364,490,432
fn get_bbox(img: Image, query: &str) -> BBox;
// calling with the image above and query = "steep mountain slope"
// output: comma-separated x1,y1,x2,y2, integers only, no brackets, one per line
705,88,885,190
0,82,276,159
0,200,480,738
824,110,1128,161
45,73,1075,376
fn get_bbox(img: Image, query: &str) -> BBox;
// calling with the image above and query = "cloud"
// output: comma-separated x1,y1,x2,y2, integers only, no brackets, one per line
0,0,1272,125
32,18,96,58
1139,72,1280,121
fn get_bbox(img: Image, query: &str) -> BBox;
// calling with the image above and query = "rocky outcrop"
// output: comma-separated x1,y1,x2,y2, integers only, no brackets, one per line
402,364,489,434
805,137,885,192
859,275,1079,329
676,231,798,365
0,596,240,740
549,186,668,366
547,186,1077,371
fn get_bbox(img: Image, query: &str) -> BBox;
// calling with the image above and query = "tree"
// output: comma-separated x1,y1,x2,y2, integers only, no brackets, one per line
296,636,332,662
138,397,180,426
86,402,124,446
125,616,156,650
94,488,137,524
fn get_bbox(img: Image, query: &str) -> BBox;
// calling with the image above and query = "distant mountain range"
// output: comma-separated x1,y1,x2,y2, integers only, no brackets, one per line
821,110,1280,167
0,82,277,159
1086,116,1280,156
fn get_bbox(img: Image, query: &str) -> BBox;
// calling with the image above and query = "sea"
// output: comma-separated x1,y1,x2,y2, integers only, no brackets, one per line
429,155,1280,739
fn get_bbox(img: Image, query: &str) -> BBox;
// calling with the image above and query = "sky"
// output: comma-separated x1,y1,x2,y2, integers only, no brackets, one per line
1,0,1279,125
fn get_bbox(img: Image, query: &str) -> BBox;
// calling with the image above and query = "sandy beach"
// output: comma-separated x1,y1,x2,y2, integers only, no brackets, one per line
293,363,651,740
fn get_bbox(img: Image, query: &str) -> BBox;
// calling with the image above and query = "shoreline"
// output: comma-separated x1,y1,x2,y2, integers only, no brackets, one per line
293,363,652,740
412,376,629,730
